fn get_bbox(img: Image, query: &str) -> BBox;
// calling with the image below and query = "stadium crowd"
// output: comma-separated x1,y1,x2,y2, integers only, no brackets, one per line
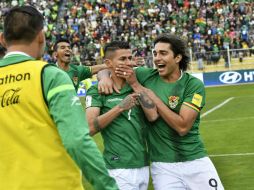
0,0,254,65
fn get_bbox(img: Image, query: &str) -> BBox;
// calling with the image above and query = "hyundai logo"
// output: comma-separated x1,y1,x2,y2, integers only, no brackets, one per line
219,72,242,84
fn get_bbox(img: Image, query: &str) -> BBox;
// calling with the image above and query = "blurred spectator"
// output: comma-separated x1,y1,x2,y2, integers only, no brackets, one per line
195,46,205,70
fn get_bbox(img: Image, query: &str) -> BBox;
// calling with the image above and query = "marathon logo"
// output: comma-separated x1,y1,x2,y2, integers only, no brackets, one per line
0,73,30,85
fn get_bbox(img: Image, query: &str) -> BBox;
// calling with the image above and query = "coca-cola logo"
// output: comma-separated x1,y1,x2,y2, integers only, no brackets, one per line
1,88,21,108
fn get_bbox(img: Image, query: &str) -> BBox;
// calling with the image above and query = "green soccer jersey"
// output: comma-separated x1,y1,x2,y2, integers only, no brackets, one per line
86,84,149,169
63,64,92,92
135,67,207,163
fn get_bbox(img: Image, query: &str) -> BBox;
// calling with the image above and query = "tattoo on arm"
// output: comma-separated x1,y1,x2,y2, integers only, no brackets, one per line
138,92,155,109
93,118,100,132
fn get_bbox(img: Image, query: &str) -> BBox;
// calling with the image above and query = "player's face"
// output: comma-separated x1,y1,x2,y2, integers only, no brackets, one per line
56,42,72,64
110,49,132,72
153,42,181,80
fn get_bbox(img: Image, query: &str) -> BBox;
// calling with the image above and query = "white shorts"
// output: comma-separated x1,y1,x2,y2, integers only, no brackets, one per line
151,157,224,190
108,166,149,190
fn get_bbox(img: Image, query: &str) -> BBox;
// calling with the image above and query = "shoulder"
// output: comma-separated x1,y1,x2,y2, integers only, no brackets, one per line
135,67,157,83
135,67,156,75
182,73,205,99
69,64,78,70
73,64,90,70
184,72,204,87
43,64,72,83
74,64,92,75
86,84,99,95
44,63,66,75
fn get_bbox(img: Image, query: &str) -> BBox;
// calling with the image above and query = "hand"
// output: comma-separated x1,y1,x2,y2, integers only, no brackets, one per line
118,93,140,111
115,63,138,86
98,77,120,94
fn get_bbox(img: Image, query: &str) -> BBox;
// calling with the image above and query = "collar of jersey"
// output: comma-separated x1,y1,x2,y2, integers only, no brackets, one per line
0,52,36,67
178,70,183,81
4,51,32,59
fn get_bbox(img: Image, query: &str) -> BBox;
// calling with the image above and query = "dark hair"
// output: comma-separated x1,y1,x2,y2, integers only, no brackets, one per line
0,44,6,58
53,38,70,51
3,6,44,44
154,33,190,71
0,44,6,52
104,41,130,58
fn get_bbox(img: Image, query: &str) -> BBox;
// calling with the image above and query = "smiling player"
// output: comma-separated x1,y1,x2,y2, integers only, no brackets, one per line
53,38,107,91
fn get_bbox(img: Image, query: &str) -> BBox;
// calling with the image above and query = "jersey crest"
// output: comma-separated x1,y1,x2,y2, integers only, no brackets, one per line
168,96,179,109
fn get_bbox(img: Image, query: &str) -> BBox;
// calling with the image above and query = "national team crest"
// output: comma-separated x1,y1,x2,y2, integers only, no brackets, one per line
168,96,179,109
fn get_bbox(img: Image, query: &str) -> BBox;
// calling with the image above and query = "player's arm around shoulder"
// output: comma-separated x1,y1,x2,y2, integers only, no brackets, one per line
90,63,108,75
42,66,119,190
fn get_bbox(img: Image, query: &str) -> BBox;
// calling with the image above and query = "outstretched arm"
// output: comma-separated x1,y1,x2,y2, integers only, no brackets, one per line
90,63,108,75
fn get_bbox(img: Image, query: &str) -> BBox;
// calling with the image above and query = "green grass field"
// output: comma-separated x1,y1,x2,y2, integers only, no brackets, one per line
82,83,254,190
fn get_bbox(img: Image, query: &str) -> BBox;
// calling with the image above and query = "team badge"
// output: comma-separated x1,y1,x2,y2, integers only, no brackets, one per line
168,96,179,109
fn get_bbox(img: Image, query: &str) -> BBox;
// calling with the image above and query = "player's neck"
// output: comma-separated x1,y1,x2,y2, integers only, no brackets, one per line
57,61,70,71
162,69,182,83
7,44,39,59
112,74,126,90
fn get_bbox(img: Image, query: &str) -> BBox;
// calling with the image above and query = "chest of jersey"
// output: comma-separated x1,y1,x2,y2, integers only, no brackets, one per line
143,76,186,113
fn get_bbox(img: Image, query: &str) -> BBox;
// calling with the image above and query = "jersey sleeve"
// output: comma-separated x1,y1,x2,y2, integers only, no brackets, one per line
135,67,154,85
182,77,206,113
85,85,103,108
79,65,92,80
42,65,118,190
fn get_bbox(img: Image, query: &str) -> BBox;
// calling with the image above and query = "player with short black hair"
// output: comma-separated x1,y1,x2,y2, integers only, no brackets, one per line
53,38,108,92
86,40,158,190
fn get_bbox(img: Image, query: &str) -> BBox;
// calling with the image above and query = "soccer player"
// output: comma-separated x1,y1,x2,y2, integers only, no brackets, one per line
85,41,158,190
0,5,118,190
53,38,107,91
99,34,224,190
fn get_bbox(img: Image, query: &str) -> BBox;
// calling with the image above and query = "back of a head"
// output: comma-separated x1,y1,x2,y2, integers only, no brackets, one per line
104,41,130,59
0,45,6,58
154,33,190,71
3,5,44,45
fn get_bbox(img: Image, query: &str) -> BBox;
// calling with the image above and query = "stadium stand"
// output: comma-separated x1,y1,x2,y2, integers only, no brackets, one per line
1,0,254,72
